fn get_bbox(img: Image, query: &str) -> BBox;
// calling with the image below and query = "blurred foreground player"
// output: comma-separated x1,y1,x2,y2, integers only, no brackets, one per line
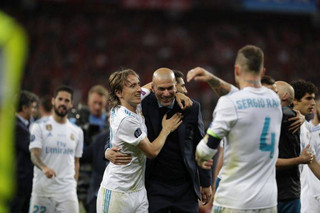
0,10,28,212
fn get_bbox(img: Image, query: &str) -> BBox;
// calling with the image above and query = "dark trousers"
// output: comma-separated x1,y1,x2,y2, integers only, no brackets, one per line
147,179,198,213
278,198,300,213
9,190,31,213
87,197,97,213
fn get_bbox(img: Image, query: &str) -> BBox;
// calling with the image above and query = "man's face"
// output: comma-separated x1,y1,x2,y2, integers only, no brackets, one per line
31,101,39,119
88,92,107,117
152,77,176,107
23,103,34,121
119,74,142,107
52,91,73,117
294,93,316,116
176,77,188,95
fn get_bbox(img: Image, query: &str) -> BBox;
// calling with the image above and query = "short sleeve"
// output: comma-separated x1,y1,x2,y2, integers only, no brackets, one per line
29,122,43,150
207,96,237,139
117,117,147,146
141,88,151,101
75,128,84,158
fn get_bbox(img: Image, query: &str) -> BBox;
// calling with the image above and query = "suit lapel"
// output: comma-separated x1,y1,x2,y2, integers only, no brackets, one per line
148,94,162,137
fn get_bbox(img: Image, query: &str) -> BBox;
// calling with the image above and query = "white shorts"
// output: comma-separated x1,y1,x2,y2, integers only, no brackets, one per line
29,194,79,213
96,187,148,213
213,206,277,213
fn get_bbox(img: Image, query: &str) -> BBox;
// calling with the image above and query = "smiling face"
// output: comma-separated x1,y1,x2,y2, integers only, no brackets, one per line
52,91,73,118
152,75,176,107
294,92,316,116
116,74,142,110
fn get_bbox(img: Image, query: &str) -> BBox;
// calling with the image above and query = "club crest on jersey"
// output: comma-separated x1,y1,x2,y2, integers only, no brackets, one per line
70,133,75,141
134,128,142,138
46,124,52,131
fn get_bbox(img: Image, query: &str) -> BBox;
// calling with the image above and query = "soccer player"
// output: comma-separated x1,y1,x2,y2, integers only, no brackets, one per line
29,85,84,213
97,69,182,212
191,45,282,212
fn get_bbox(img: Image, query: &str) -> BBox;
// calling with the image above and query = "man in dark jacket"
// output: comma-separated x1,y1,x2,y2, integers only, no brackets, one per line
10,90,38,213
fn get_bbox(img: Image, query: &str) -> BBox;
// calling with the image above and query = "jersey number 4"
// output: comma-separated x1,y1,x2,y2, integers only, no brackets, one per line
260,117,275,158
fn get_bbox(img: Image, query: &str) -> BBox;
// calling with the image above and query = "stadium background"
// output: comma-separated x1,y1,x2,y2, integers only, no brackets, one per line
2,0,320,127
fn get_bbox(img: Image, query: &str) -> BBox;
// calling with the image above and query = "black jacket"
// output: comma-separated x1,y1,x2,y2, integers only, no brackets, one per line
142,94,212,199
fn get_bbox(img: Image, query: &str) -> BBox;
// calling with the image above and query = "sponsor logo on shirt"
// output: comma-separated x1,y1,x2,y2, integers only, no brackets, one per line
134,128,142,138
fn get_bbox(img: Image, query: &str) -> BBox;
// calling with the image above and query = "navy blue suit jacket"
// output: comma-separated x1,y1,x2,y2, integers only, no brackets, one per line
82,130,110,204
15,116,33,194
142,94,212,199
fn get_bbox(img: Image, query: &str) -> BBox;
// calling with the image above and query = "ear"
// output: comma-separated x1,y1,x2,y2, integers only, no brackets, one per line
261,67,266,77
282,92,289,102
51,97,55,106
22,105,28,113
151,82,155,93
115,89,122,99
234,65,240,76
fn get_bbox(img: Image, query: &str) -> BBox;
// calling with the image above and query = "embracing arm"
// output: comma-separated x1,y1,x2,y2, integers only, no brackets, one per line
276,144,313,169
138,113,182,159
30,148,56,178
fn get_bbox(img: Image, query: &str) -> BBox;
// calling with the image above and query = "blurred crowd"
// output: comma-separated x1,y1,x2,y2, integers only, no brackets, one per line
15,6,320,126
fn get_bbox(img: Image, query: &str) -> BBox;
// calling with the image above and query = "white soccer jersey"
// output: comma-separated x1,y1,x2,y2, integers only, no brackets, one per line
210,87,282,209
300,121,320,213
29,116,83,197
100,88,150,192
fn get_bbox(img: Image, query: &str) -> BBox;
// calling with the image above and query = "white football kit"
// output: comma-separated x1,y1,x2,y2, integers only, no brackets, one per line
209,87,282,210
97,88,150,213
29,116,83,213
300,121,320,213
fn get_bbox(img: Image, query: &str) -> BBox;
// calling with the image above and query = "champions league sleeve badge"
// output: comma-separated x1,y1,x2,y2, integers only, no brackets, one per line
134,128,142,138
30,134,35,142
46,124,52,131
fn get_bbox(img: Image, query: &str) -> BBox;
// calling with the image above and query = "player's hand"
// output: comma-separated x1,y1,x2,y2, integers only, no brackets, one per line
300,144,313,164
175,92,193,110
187,67,214,83
200,186,212,205
162,113,183,133
105,147,132,165
42,166,56,179
195,153,213,169
288,110,305,134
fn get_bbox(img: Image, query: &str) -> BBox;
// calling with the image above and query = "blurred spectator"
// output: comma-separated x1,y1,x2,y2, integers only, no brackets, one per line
39,95,52,118
69,84,109,212
10,90,38,213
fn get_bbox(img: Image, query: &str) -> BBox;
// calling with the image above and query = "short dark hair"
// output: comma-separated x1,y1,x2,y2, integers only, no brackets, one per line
173,70,185,80
17,90,38,112
261,75,275,86
40,95,52,113
54,85,74,100
236,45,264,74
291,79,318,101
